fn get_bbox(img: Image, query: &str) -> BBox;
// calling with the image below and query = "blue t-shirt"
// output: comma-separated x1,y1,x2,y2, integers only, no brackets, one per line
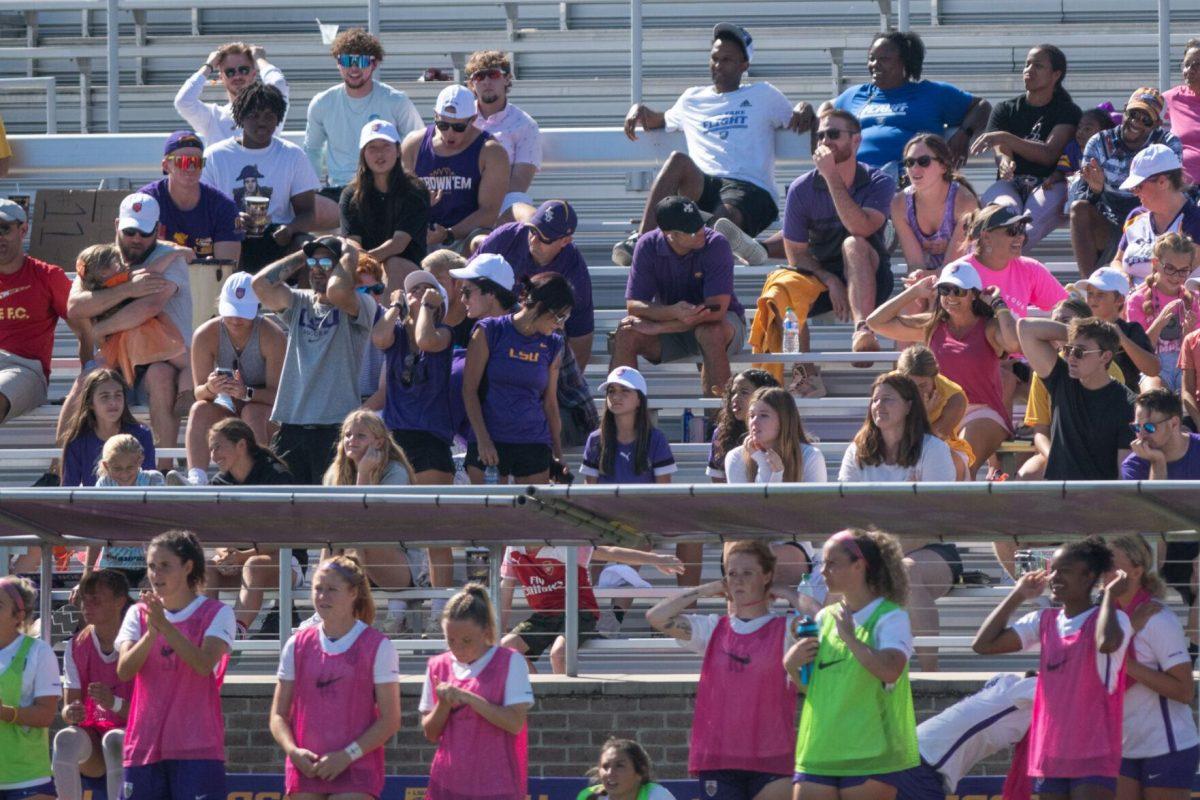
138,177,242,258
832,80,975,168
383,322,454,444
580,426,676,483
475,314,563,445
62,424,156,487
1120,433,1200,480
625,228,744,316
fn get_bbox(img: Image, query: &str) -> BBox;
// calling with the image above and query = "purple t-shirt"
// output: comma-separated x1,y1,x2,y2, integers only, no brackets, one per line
475,314,563,445
580,426,676,483
62,424,156,487
138,177,242,258
1120,433,1200,480
383,322,454,444
625,228,743,316
476,222,595,338
783,163,897,258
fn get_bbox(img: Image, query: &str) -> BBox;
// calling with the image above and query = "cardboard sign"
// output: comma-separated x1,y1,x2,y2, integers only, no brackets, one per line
28,189,126,269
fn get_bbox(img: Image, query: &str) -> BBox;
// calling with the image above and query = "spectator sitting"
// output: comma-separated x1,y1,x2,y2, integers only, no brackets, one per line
1016,314,1136,479
894,343,974,481
615,22,812,266
174,42,288,146
707,369,779,482
1126,232,1200,393
1069,87,1183,277
60,369,155,488
1049,106,1117,189
1163,38,1200,184
610,196,745,400
305,28,424,202
723,386,826,484
79,433,161,585
892,134,979,277
175,271,284,486
202,83,334,272
402,84,510,254
0,198,71,425
1113,145,1200,284
139,131,242,263
581,366,676,485
970,45,1081,251
960,204,1067,318
838,371,957,482
1076,266,1159,390
467,50,542,226
341,120,430,289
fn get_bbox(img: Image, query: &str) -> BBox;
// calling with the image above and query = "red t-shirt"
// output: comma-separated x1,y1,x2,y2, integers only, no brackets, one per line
0,255,72,380
502,546,599,616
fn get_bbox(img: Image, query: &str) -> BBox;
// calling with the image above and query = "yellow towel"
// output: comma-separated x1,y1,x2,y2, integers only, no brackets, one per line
748,268,825,382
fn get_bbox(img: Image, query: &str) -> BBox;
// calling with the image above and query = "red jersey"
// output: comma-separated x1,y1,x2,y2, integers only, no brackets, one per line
501,546,599,616
0,256,71,379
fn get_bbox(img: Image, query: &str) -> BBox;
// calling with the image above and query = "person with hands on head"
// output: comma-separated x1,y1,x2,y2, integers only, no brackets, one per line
894,344,973,481
647,540,813,800
724,386,827,484
786,528,919,800
115,530,235,800
0,576,61,800
1125,232,1200,392
53,570,132,800
578,738,678,800
1111,145,1200,286
892,134,979,277
1076,267,1159,390
270,555,401,799
174,42,289,146
972,537,1132,800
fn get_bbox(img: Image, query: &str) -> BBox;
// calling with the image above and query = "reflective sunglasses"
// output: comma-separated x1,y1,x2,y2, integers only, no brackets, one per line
470,68,507,82
551,307,572,325
336,54,374,69
120,227,156,238
305,257,334,269
1130,420,1165,435
168,154,204,171
815,128,845,141
1060,345,1102,359
936,284,970,297
435,120,471,132
903,155,935,169
356,282,386,295
223,65,252,78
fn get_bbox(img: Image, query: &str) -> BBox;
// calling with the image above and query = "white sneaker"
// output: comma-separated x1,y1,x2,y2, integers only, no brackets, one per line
165,469,188,486
597,608,622,638
714,218,768,265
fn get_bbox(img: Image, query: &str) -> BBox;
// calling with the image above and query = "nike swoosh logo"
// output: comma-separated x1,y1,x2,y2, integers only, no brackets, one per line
817,657,846,669
315,676,342,689
724,650,750,665
1045,659,1066,671
1148,774,1162,780
0,285,30,301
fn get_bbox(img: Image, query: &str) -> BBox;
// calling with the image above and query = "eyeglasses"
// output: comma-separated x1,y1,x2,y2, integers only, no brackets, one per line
1160,264,1192,279
398,350,426,388
1060,345,1103,359
1127,110,1154,127
1130,420,1166,435
435,120,471,132
120,227,156,238
815,128,845,141
470,68,507,82
222,65,252,78
903,155,935,169
168,154,204,171
936,284,970,297
306,257,333,269
336,54,374,69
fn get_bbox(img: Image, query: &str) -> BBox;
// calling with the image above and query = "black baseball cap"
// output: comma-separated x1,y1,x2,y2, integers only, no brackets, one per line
302,235,344,261
656,195,705,235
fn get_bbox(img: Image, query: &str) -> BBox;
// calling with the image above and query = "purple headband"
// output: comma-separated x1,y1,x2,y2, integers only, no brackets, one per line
320,559,359,585
829,531,865,560
0,579,25,614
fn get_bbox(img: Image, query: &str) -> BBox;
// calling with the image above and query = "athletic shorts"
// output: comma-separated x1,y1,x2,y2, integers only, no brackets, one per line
0,781,57,800
697,175,779,238
1120,745,1200,789
888,760,946,800
464,441,552,478
0,350,48,422
697,768,789,800
908,542,964,584
794,769,905,788
1033,775,1116,795
123,759,227,800
510,610,599,658
392,428,454,475
962,402,1012,434
657,311,747,364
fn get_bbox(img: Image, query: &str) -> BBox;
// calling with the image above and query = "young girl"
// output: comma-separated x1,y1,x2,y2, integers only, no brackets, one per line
61,368,156,488
271,556,401,799
1077,267,1159,391
421,583,533,800
1125,232,1200,392
0,576,60,800
839,372,957,482
577,737,678,800
894,344,973,481
708,369,780,483
892,134,979,276
1049,106,1118,190
116,529,235,799
787,529,919,798
581,366,676,484
972,537,1133,800
53,570,132,800
724,386,827,484
1107,534,1198,800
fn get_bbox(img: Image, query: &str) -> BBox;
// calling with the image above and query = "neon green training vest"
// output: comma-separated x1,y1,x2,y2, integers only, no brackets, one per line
577,783,662,800
0,636,51,785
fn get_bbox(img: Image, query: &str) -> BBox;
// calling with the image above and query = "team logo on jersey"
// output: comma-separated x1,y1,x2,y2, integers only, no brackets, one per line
705,781,718,797
701,111,748,141
740,99,752,108
508,347,541,363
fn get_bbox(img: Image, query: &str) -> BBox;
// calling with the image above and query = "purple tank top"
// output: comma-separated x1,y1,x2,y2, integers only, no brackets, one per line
414,124,491,229
904,181,959,270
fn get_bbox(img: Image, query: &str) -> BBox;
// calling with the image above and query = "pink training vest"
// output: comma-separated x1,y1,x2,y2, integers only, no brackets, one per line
123,598,229,767
689,615,797,776
70,628,132,735
1028,608,1125,778
285,624,387,797
426,646,528,800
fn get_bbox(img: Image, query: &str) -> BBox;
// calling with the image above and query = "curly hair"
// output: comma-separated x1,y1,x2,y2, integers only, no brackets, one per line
871,30,925,80
830,528,909,605
1058,535,1115,587
714,369,779,468
330,28,384,61
230,82,287,127
465,50,511,77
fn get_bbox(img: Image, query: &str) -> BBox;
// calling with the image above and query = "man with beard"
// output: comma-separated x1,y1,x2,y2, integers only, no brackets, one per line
174,41,289,146
467,50,541,225
304,29,423,202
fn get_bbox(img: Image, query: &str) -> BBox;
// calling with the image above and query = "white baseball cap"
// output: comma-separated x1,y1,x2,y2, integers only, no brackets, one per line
1077,266,1131,296
218,272,260,319
936,259,983,292
1120,144,1183,190
403,269,449,314
117,192,160,233
434,84,478,120
449,253,515,290
599,366,648,396
359,119,401,150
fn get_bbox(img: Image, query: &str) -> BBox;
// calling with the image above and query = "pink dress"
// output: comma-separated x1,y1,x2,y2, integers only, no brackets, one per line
929,318,1011,432
70,628,131,735
285,624,387,797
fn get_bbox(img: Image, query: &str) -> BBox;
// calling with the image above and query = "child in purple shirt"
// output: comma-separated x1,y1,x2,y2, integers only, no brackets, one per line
581,366,676,484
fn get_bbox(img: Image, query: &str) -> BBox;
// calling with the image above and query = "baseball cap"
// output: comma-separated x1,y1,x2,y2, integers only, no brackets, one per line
117,192,160,233
434,84,477,121
1125,87,1165,125
526,199,577,242
975,204,1033,232
0,198,27,224
448,253,515,289
359,119,401,150
163,130,204,156
1076,266,1130,296
1119,143,1183,190
403,269,449,314
713,22,754,62
217,272,260,320
936,259,983,292
656,195,704,234
599,365,648,396
302,235,344,261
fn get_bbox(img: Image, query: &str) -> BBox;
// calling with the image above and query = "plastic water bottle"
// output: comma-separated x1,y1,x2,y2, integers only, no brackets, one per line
791,614,820,686
484,465,499,485
681,408,694,443
782,307,800,353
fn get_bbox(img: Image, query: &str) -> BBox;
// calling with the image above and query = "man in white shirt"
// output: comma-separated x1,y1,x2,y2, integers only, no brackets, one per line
467,50,542,226
173,42,288,146
614,23,813,266
304,28,424,202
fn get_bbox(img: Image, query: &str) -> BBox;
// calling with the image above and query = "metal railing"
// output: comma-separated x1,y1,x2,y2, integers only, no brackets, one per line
0,77,57,134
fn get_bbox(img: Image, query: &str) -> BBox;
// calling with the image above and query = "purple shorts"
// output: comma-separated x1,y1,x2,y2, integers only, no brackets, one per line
1120,745,1200,789
698,769,790,800
888,760,946,800
123,759,227,800
793,770,904,789
1033,775,1117,795
0,781,56,800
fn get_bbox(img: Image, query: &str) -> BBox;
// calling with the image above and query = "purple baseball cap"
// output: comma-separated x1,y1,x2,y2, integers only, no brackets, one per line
526,199,578,242
164,130,204,156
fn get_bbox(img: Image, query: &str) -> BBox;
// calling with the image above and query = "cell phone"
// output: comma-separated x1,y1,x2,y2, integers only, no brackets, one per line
215,368,235,379
705,304,721,312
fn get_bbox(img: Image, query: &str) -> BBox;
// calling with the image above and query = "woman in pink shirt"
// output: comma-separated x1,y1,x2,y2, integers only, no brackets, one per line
1164,39,1200,184
962,204,1068,318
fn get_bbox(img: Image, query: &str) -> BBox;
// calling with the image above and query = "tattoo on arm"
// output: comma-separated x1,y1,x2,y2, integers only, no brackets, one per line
666,615,692,637
263,257,303,286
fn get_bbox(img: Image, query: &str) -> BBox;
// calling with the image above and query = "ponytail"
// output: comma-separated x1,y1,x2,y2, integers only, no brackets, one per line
317,555,376,624
443,582,497,642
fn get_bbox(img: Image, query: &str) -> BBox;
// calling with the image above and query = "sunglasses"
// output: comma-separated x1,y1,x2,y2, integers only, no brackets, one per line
815,128,845,141
356,282,386,295
168,154,204,171
121,227,156,238
936,284,970,297
1130,420,1165,435
1060,345,1103,359
336,54,374,69
903,155,936,169
222,65,252,78
398,350,426,388
306,257,333,269
551,308,571,324
1127,110,1154,127
435,120,471,132
993,223,1027,238
470,68,507,82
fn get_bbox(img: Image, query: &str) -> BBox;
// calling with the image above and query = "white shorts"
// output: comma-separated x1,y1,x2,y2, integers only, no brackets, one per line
0,350,48,422
960,403,1010,433
500,191,534,215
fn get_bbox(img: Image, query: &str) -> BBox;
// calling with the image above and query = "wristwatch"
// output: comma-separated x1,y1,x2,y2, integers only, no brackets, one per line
391,302,405,312
442,227,457,247
245,387,255,402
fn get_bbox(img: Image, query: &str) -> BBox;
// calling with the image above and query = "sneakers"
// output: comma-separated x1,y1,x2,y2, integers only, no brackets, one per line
713,218,768,265
611,233,639,267
166,468,208,486
165,470,188,486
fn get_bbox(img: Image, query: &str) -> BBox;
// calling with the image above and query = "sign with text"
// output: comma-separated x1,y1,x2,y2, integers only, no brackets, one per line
29,189,126,270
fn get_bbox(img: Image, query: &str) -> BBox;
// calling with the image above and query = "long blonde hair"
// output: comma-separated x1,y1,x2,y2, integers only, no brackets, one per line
1108,534,1167,598
322,410,415,486
741,387,812,482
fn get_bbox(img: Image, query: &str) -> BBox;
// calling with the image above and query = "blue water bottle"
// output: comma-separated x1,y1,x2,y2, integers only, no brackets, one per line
484,465,499,485
792,614,819,686
681,407,694,443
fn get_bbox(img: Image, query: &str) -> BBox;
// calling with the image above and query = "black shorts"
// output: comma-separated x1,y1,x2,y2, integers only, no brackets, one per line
464,441,552,478
318,185,346,203
698,174,779,238
909,542,964,584
272,423,340,485
1163,541,1200,606
391,429,454,475
510,610,599,658
805,236,894,318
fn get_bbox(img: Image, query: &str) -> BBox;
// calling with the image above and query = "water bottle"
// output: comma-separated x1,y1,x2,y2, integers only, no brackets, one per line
791,614,819,686
681,407,694,443
484,465,499,485
782,307,800,353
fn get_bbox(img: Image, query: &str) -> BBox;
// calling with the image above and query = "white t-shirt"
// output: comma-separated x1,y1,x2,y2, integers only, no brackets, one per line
474,102,542,169
724,443,828,484
1121,605,1198,758
115,595,236,676
816,597,914,658
417,645,534,713
663,82,794,193
202,135,321,225
277,619,399,684
1011,606,1134,692
837,435,957,482
304,81,424,185
679,612,797,659
62,627,118,689
918,673,1036,792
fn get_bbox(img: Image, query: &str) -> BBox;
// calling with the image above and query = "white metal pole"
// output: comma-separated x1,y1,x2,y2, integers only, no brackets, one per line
39,550,51,643
564,545,579,677
105,0,119,132
898,0,910,31
629,0,642,105
367,0,380,36
1158,0,1171,92
45,77,57,134
279,547,293,652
